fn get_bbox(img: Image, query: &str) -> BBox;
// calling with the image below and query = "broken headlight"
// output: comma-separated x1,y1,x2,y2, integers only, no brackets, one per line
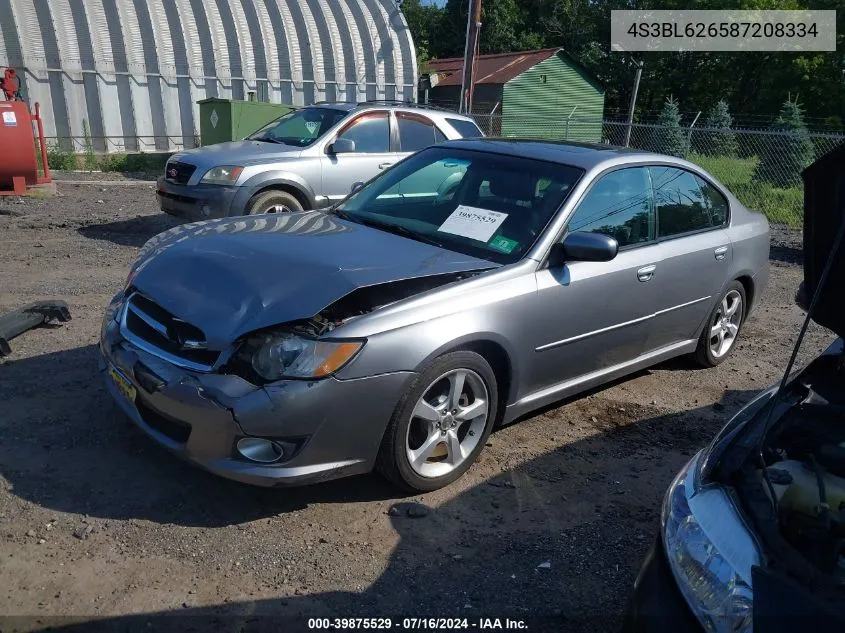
244,331,363,381
663,454,762,633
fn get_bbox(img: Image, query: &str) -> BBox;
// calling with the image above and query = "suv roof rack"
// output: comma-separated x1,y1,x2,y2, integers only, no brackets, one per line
359,99,458,113
312,99,463,115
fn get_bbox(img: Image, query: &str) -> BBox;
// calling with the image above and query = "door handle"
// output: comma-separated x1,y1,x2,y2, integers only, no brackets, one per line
637,264,657,282
378,162,394,170
714,245,728,260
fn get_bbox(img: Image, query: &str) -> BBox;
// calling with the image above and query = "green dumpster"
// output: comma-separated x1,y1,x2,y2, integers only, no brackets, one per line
198,98,296,146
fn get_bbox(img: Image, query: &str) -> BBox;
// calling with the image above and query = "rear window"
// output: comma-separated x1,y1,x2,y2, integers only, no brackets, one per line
446,118,484,138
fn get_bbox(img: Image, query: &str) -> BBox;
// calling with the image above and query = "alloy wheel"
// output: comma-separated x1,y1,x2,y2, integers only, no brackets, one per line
709,290,743,359
405,368,489,478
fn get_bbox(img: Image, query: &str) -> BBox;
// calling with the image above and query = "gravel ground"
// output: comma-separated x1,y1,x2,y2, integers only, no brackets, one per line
0,183,836,632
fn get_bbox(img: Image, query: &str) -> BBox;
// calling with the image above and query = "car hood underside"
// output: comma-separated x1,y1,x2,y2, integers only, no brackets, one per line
129,212,496,348
801,148,845,337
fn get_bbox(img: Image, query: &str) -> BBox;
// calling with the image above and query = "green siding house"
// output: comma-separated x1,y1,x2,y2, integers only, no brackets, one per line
422,48,604,141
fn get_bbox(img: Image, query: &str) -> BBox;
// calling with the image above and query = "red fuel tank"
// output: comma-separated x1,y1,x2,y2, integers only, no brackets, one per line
0,100,39,188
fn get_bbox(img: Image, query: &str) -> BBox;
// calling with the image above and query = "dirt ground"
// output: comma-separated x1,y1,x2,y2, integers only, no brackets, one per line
0,179,836,632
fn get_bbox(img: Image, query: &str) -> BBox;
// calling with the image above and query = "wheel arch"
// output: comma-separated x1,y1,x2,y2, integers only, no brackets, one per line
234,172,318,214
421,335,518,421
247,183,311,211
735,274,755,315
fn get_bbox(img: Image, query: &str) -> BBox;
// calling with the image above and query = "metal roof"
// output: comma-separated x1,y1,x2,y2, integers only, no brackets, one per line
427,48,562,87
0,0,418,152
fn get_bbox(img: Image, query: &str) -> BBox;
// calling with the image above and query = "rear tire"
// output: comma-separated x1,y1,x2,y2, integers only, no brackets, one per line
694,281,746,368
376,351,498,492
246,189,304,215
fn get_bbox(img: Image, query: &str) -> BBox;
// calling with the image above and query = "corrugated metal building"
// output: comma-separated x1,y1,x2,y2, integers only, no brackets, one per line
423,48,604,141
0,0,417,152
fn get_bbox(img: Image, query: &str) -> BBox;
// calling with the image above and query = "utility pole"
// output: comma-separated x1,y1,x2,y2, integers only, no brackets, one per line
459,0,482,113
623,58,643,147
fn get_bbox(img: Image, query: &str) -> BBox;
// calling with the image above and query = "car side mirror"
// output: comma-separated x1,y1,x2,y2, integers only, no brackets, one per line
327,138,355,155
552,231,619,265
350,181,364,194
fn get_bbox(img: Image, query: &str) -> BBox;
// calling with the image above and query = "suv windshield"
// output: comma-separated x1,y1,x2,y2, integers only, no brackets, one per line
249,107,348,147
336,147,583,264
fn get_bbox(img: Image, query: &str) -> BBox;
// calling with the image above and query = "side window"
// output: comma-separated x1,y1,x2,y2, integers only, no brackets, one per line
376,158,469,205
445,117,484,138
567,167,654,248
336,113,389,153
434,127,447,144
650,167,713,237
397,114,439,152
695,175,729,227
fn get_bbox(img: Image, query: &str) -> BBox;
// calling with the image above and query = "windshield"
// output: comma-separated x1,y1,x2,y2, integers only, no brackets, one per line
248,107,348,147
336,147,583,264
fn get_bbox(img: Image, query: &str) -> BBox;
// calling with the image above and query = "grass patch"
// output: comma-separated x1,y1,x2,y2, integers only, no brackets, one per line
43,150,172,176
46,143,78,171
687,152,803,227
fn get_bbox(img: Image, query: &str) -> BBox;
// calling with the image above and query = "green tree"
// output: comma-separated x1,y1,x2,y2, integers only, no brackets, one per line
754,97,815,187
400,0,444,70
696,99,738,157
400,0,845,130
648,97,687,158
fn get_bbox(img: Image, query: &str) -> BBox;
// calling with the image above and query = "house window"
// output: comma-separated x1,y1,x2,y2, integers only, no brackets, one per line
540,74,547,84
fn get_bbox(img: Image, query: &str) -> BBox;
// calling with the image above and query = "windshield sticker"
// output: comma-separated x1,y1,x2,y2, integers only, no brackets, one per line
304,120,319,135
437,205,508,242
488,235,519,254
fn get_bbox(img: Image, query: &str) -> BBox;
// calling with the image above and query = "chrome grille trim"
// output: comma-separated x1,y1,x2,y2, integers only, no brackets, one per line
126,302,207,350
127,302,169,337
119,294,216,373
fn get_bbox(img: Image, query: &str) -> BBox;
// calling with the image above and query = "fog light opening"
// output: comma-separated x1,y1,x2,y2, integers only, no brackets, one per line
236,437,284,463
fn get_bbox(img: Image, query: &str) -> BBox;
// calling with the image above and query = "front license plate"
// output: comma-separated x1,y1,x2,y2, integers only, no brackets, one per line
109,367,136,403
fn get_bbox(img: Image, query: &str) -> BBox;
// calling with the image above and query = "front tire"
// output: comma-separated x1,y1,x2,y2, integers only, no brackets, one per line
246,189,304,215
694,281,746,367
376,351,498,492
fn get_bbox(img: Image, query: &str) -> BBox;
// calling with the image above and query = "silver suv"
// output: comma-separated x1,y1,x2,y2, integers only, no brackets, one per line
156,101,484,219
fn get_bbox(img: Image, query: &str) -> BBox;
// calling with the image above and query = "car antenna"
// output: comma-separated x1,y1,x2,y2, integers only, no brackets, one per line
763,211,845,430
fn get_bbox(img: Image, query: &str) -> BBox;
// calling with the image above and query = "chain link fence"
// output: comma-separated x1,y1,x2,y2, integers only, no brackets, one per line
450,103,845,228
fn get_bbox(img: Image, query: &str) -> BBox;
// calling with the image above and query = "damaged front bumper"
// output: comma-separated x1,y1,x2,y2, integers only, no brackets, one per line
100,312,413,487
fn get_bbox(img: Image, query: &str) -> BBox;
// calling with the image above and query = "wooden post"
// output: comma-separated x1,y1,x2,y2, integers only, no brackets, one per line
459,0,482,114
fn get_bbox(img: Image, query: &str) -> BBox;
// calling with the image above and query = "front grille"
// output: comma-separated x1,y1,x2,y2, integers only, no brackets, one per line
122,293,219,370
136,400,191,444
164,161,196,185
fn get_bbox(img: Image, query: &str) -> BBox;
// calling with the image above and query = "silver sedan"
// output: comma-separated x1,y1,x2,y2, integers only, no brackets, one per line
100,139,770,491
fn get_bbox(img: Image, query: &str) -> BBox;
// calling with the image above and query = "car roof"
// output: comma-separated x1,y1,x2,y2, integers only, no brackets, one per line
310,101,477,121
437,138,669,169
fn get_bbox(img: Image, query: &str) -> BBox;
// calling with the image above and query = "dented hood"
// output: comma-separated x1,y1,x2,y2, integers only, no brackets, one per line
130,212,496,348
801,147,845,338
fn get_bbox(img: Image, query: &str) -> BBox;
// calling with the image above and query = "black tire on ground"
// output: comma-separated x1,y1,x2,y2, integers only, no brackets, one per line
694,280,747,368
246,189,304,215
375,351,499,492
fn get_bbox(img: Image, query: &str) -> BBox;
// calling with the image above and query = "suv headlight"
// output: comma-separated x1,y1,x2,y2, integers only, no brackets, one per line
200,165,244,185
662,454,762,633
244,331,363,381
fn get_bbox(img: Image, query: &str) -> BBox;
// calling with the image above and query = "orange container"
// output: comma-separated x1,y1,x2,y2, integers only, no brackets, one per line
0,100,39,188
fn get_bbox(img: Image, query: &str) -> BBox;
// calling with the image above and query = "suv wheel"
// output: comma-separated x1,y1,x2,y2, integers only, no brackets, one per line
247,190,304,215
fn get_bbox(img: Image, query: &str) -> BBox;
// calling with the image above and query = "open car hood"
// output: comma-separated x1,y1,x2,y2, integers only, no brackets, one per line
800,146,845,338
